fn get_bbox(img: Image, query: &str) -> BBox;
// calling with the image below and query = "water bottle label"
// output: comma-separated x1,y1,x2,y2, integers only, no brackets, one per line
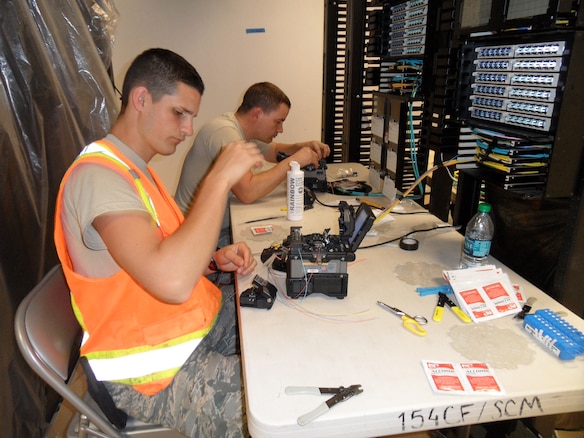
463,237,491,257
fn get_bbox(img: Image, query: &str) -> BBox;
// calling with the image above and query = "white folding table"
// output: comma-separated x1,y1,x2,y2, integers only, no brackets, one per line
231,164,584,438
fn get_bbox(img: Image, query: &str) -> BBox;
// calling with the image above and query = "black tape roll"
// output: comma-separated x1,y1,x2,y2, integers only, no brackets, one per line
399,237,419,251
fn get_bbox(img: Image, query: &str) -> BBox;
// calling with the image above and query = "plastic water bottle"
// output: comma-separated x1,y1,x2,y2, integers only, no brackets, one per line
459,202,494,268
287,161,304,221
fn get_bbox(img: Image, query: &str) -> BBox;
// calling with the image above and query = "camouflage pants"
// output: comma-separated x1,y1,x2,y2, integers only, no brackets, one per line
104,283,249,438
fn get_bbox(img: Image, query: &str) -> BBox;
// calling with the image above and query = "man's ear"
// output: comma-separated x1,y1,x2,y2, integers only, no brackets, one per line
251,107,263,120
131,86,149,110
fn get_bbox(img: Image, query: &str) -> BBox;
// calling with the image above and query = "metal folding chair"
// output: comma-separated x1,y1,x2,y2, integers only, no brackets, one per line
14,265,184,437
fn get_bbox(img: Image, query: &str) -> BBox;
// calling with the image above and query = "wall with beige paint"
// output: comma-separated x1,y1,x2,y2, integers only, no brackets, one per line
112,0,324,192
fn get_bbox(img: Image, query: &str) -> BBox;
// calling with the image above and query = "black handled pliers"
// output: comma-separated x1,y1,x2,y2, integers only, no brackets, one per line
285,384,363,425
433,292,472,323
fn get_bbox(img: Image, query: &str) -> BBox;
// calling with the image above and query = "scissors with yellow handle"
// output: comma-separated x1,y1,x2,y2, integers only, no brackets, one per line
377,301,428,336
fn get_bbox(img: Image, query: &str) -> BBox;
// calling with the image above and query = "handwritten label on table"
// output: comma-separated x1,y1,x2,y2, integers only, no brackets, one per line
397,396,543,432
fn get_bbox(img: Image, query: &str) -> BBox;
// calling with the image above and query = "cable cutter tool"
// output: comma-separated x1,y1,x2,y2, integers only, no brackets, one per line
433,292,471,323
514,296,537,320
285,384,363,425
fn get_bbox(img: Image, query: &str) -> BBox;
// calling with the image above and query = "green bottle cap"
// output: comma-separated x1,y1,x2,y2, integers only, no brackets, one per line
478,203,491,213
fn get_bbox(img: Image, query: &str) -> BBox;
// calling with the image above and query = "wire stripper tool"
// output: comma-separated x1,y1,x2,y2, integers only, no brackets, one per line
285,384,363,425
433,292,471,323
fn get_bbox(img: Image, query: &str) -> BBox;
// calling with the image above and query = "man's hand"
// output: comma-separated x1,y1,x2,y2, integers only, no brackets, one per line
297,141,330,160
269,141,331,164
213,242,257,276
288,147,320,168
210,141,264,187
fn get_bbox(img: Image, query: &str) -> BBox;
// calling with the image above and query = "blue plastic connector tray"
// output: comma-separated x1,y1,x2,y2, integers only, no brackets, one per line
523,309,584,360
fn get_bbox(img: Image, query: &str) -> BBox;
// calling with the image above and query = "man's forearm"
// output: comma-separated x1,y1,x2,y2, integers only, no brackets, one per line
232,161,290,203
266,142,308,163
271,142,303,160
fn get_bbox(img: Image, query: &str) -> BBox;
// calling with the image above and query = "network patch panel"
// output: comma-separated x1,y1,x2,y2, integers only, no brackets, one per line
472,71,561,88
379,59,423,94
469,107,552,131
465,40,568,132
471,96,554,115
390,26,426,40
475,41,566,58
388,0,428,58
389,15,427,31
471,84,557,102
389,46,425,57
390,0,428,14
390,35,426,49
474,58,563,73
391,7,429,23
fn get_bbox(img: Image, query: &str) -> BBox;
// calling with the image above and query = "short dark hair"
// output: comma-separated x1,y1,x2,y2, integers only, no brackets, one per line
119,48,205,113
236,82,291,114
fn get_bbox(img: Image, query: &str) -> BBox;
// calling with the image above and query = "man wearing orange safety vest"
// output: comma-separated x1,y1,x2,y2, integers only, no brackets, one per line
54,48,264,437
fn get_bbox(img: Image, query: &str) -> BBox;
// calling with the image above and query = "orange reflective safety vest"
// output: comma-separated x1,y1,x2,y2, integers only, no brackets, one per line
54,139,222,395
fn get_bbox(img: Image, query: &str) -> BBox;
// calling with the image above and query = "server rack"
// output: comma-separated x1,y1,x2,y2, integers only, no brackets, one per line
456,34,580,200
323,0,584,315
368,1,432,206
371,92,427,200
451,0,584,315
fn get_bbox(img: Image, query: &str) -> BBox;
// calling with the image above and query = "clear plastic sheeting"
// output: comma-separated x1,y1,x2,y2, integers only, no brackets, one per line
0,0,119,436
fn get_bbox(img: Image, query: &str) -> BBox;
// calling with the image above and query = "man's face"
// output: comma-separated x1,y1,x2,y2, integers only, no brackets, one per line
139,82,201,159
254,102,289,143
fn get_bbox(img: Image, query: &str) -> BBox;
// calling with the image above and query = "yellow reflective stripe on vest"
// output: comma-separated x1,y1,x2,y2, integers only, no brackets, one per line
69,294,90,345
77,143,160,226
82,311,216,385
87,337,204,382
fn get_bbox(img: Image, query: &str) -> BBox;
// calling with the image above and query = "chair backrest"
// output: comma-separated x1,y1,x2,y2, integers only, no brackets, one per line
14,265,122,437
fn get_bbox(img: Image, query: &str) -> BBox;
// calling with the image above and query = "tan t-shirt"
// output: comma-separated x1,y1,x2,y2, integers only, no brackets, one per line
61,134,152,278
174,112,270,246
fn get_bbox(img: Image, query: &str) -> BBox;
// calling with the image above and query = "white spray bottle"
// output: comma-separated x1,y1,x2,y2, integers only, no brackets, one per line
287,161,304,221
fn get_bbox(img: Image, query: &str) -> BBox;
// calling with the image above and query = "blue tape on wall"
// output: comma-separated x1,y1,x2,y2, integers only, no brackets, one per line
246,28,266,34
